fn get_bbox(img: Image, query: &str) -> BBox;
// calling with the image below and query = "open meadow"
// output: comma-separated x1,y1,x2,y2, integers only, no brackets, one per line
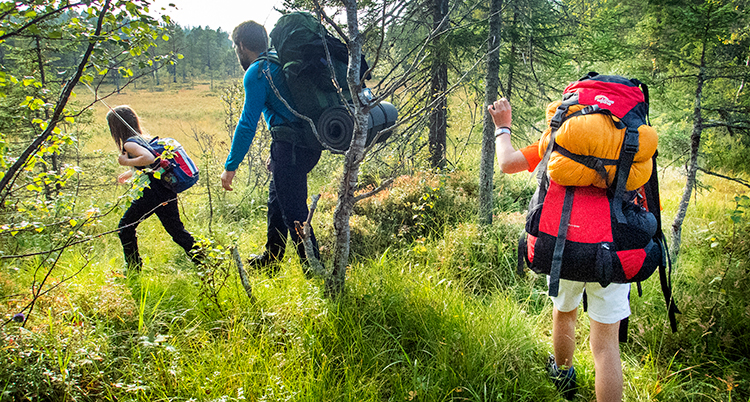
1,81,749,401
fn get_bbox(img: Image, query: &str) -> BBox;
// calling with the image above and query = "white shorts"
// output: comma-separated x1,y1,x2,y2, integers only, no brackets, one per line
548,277,631,324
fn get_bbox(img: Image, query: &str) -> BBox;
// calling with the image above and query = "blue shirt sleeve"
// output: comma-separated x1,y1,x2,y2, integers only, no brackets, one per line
224,64,265,172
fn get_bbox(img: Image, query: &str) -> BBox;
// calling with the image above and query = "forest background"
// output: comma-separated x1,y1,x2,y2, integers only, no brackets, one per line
1,0,750,400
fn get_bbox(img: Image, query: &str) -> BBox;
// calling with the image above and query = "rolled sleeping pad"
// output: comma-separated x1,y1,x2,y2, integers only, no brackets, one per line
316,101,399,153
317,105,354,153
367,101,398,145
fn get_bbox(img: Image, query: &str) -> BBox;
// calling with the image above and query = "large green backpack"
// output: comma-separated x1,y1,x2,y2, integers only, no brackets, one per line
262,12,394,152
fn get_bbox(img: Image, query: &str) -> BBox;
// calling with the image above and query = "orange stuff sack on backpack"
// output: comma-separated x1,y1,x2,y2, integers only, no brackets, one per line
538,101,657,191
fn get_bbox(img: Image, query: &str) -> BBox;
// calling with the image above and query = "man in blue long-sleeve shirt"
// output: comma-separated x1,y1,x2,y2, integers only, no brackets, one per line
221,20,321,272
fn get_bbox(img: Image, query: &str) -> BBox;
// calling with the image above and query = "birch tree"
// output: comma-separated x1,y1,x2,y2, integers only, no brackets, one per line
306,0,489,294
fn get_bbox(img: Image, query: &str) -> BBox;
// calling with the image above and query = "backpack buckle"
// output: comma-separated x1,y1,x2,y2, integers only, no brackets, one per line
550,104,569,130
581,105,600,114
623,127,639,154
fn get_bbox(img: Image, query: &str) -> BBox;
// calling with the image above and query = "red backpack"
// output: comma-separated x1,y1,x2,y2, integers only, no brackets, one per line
518,72,679,334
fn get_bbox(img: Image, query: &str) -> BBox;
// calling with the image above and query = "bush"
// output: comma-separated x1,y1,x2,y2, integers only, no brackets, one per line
495,173,536,214
350,170,477,257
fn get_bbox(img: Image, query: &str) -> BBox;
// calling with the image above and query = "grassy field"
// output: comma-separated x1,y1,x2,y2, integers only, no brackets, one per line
1,82,749,401
83,83,229,152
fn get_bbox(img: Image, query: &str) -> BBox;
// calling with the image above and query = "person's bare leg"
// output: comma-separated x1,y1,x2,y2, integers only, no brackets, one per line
553,307,577,368
589,318,623,402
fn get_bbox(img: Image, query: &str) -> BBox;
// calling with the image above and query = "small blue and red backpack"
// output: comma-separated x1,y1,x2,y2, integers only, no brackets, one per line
126,136,199,193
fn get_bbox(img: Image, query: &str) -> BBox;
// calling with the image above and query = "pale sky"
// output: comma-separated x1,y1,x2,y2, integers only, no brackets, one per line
150,0,286,34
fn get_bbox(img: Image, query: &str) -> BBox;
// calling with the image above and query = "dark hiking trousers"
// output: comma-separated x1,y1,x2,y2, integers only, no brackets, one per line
117,178,195,270
264,140,321,264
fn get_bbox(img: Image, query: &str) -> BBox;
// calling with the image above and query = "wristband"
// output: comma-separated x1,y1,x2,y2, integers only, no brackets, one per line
494,127,511,138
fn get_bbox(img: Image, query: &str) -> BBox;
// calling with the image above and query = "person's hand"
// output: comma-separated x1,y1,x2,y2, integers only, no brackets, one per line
221,170,236,191
117,151,130,166
488,98,512,129
265,156,273,172
117,170,134,184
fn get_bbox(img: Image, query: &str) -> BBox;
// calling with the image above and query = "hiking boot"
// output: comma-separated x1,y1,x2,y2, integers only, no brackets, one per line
547,354,577,400
246,252,280,276
124,253,142,274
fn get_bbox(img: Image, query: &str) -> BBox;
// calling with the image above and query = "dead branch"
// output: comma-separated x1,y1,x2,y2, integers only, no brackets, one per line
698,166,750,189
294,194,326,277
354,178,394,203
232,246,254,301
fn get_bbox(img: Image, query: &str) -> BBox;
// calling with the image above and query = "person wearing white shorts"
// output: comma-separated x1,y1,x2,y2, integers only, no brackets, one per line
489,97,628,401
551,278,631,324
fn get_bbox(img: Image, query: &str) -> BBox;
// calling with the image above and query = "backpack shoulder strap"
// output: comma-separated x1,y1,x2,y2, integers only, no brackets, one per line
255,51,280,79
125,136,156,155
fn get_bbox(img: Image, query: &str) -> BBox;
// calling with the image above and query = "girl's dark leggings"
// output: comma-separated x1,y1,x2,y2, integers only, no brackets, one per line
117,179,195,270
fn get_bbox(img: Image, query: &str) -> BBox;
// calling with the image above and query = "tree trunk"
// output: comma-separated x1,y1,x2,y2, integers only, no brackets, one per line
327,0,368,296
506,8,517,101
671,65,706,260
429,0,449,169
113,67,121,93
478,0,503,227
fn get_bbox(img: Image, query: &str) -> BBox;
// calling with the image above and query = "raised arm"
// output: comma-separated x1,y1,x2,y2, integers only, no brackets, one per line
488,98,530,174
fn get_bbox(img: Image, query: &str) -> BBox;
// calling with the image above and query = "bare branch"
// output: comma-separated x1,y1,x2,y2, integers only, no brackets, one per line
232,246,254,301
261,66,341,153
294,194,326,277
311,0,349,46
698,166,750,189
353,177,394,203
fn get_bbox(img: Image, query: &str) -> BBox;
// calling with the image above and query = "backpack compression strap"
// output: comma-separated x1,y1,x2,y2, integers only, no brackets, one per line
548,186,576,297
612,78,649,224
539,98,626,185
611,126,640,224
